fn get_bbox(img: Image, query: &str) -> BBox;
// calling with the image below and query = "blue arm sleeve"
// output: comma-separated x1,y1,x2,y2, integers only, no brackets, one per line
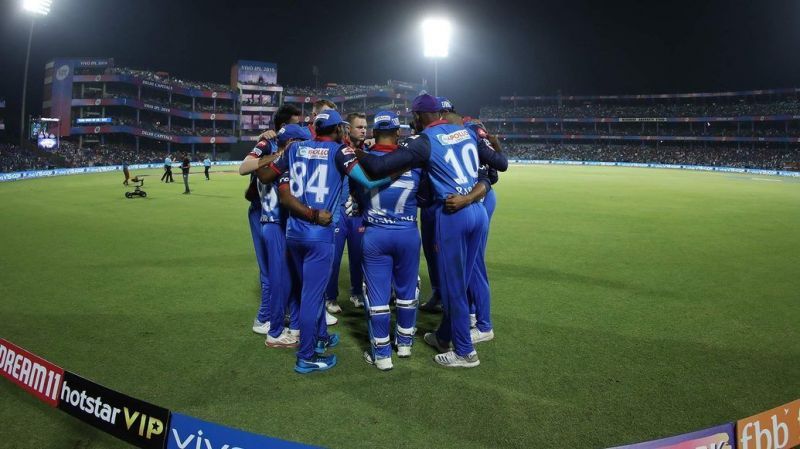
477,138,509,172
347,163,392,189
358,135,430,178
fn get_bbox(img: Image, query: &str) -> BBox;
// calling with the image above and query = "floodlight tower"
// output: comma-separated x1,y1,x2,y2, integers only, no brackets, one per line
20,0,52,147
422,18,452,97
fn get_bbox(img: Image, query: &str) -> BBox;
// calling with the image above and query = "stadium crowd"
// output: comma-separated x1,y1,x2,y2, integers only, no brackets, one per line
502,142,800,170
0,141,175,172
480,99,800,118
108,67,231,92
285,84,389,98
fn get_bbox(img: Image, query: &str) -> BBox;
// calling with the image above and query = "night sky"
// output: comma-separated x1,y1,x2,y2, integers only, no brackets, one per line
1,0,800,139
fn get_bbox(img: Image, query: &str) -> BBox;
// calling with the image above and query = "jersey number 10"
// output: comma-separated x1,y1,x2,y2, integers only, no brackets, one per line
443,143,479,185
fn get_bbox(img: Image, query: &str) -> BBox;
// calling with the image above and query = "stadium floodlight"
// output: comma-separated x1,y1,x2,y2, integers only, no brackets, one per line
22,0,52,15
421,18,452,96
19,0,53,146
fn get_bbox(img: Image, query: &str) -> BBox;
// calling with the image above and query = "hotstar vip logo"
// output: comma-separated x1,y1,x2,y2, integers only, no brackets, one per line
60,380,165,440
172,429,243,449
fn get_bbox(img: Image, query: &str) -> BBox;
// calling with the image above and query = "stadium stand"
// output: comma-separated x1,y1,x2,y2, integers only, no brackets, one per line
482,88,800,170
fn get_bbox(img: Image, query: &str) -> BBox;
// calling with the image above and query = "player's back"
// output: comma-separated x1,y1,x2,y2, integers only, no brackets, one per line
359,147,421,230
421,123,481,201
284,139,348,242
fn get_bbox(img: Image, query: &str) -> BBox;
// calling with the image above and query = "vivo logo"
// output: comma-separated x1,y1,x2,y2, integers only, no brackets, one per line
172,429,243,449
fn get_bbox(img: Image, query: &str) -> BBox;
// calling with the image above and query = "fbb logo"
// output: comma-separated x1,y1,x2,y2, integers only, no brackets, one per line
738,399,800,449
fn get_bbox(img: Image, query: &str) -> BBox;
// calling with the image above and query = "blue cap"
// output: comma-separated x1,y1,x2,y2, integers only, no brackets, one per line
373,111,401,130
437,96,454,112
277,124,312,145
411,94,440,113
313,109,343,128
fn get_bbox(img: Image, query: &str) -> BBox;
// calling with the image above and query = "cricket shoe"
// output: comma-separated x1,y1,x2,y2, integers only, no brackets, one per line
397,345,412,358
252,319,270,335
419,298,442,313
265,329,299,348
325,311,338,326
470,328,495,344
287,329,300,338
294,354,337,374
349,294,365,308
434,351,480,368
423,332,451,353
315,333,340,354
363,351,393,371
470,314,477,329
325,300,342,314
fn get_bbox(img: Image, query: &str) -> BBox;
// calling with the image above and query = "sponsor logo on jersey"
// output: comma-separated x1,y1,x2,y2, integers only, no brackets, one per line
297,147,329,160
436,129,472,146
58,371,171,449
0,339,64,407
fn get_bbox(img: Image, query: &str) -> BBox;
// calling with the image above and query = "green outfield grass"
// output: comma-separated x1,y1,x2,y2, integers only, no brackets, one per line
1,165,798,448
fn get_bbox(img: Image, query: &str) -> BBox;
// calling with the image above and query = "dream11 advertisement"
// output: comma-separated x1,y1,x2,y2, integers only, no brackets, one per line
232,60,278,87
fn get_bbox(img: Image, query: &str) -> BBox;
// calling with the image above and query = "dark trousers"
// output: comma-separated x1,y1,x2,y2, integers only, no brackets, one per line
204,166,210,180
161,166,173,182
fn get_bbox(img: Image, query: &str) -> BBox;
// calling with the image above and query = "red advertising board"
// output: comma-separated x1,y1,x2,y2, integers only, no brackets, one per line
0,338,64,407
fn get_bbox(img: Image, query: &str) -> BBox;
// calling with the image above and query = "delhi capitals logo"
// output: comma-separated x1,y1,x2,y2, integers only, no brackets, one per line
56,65,70,81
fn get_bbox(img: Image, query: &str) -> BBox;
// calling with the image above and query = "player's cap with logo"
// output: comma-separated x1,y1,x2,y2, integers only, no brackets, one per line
373,111,401,130
313,109,344,128
277,124,312,144
437,96,454,112
411,94,441,113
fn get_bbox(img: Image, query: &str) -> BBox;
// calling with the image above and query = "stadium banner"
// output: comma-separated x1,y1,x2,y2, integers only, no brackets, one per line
58,370,170,449
496,133,800,143
499,87,800,101
72,75,235,99
69,126,238,144
508,160,800,177
0,338,64,407
0,161,240,182
167,412,321,449
482,115,800,124
47,59,76,136
607,422,734,448
70,98,238,121
232,60,278,87
737,399,800,449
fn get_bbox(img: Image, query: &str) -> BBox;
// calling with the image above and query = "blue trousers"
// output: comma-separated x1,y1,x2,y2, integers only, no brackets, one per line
260,223,300,338
287,238,333,360
468,189,497,331
325,214,364,301
248,205,270,323
420,206,440,301
362,227,421,359
434,203,489,356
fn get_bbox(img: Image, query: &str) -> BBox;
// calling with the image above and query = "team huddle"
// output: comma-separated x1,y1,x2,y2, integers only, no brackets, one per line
239,94,508,374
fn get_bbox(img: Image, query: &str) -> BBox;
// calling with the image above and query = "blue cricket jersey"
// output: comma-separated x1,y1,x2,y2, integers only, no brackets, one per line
273,137,358,242
357,120,507,201
357,144,421,229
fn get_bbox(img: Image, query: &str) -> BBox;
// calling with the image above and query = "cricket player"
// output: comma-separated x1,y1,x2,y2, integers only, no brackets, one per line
239,105,302,335
260,109,392,373
354,111,422,371
254,124,312,348
325,112,369,313
356,94,508,368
